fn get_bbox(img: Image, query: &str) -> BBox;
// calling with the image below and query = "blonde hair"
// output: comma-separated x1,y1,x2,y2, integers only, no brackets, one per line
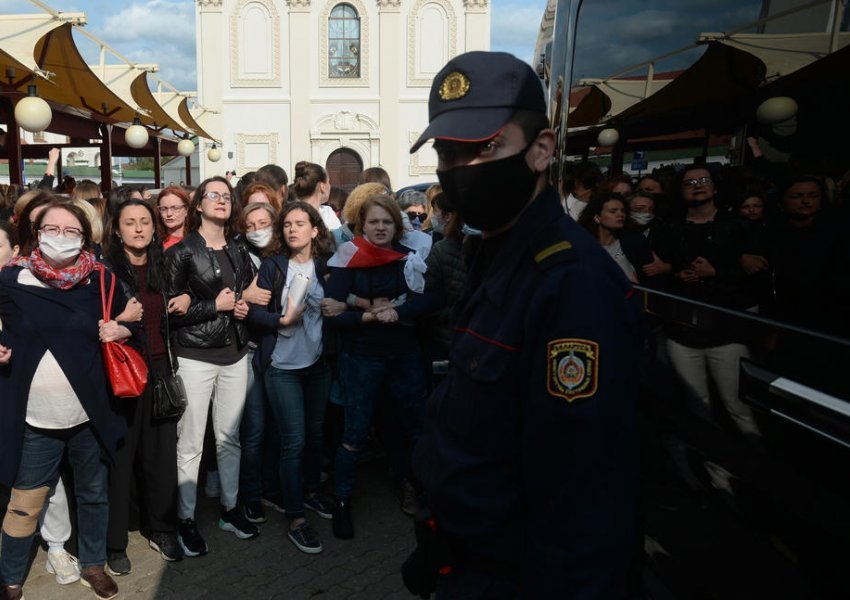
70,198,104,244
342,182,392,229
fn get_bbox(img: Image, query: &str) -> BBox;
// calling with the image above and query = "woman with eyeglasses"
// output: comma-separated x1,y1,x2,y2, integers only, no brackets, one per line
0,200,134,599
164,176,259,557
291,161,342,231
156,186,192,250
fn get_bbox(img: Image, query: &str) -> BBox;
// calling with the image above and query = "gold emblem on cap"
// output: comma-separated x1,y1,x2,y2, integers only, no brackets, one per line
439,72,470,101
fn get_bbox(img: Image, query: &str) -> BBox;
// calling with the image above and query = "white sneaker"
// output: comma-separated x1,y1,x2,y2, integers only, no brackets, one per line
204,470,220,498
45,548,80,584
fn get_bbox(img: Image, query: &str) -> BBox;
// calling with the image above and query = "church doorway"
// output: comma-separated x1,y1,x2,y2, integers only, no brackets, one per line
326,148,362,193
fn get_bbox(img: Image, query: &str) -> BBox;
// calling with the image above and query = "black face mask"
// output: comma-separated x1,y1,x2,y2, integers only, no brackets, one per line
685,198,713,208
437,143,539,231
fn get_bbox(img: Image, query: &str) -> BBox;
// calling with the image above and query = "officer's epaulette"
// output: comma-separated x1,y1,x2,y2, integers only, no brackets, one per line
531,225,576,269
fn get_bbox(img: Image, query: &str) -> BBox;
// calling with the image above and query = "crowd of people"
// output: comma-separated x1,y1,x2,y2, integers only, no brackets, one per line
0,129,847,600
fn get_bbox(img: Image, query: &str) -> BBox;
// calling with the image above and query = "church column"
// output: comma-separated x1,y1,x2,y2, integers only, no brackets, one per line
378,0,401,183
463,0,490,52
196,0,225,180
289,0,312,165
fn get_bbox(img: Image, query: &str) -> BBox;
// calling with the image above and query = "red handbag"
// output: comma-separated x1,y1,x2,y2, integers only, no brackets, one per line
98,265,148,397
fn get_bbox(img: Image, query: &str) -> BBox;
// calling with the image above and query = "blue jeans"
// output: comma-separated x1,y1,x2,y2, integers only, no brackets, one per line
240,352,281,503
264,359,331,519
334,349,427,500
0,424,108,585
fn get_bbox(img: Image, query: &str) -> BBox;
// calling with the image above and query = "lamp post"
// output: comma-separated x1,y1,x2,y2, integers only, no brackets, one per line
125,117,149,149
177,136,195,157
14,85,52,133
207,142,221,162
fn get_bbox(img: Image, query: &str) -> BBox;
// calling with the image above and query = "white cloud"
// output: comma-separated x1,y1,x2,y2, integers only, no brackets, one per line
99,0,195,42
88,0,197,90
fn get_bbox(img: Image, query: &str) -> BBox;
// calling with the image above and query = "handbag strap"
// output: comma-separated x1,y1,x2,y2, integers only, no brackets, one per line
97,264,115,322
161,292,178,376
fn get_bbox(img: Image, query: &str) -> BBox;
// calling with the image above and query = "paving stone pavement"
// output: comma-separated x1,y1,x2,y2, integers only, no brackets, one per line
21,459,417,600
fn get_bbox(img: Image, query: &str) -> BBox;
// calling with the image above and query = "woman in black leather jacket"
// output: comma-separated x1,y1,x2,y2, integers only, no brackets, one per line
163,176,258,557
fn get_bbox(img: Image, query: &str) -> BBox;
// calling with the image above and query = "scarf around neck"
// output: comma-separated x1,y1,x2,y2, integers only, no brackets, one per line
9,248,97,290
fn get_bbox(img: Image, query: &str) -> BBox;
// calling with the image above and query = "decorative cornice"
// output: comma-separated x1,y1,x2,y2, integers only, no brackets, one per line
408,0,457,87
463,0,489,10
287,0,313,8
376,0,403,9
197,0,224,10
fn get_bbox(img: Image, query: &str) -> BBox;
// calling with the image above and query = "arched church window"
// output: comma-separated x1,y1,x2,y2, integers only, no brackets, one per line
328,4,360,78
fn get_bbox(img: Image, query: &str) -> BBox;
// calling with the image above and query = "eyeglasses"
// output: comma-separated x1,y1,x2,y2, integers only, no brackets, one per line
682,177,713,188
405,212,426,223
158,205,186,215
39,225,84,239
203,191,232,203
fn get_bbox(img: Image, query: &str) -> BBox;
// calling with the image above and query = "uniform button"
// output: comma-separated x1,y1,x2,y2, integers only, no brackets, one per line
469,358,478,372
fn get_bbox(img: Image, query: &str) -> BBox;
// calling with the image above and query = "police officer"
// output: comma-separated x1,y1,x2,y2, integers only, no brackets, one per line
408,52,643,598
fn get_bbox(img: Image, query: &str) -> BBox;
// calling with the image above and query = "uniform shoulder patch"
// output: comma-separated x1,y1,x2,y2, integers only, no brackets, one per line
547,338,599,402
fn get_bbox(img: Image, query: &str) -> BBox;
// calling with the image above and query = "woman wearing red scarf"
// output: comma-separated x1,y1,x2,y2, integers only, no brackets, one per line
323,194,431,540
0,200,133,600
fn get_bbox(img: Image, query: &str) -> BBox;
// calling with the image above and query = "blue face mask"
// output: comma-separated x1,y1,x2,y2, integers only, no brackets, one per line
461,224,482,237
431,214,445,235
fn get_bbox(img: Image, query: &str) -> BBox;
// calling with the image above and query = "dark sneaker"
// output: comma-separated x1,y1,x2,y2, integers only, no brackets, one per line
105,551,130,576
219,507,259,540
304,494,334,520
243,500,267,524
400,479,422,517
178,519,208,557
1,584,23,600
80,566,118,600
288,521,323,554
261,494,285,513
149,531,183,562
332,498,354,540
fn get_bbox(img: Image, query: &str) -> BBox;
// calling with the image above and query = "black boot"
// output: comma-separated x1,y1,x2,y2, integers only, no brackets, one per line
332,498,354,539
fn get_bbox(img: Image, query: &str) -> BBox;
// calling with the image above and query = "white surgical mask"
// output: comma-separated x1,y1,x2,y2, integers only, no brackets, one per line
39,232,83,263
461,224,482,237
246,227,273,249
631,212,654,226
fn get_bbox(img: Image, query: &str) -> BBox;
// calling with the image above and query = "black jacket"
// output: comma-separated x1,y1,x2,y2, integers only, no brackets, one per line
164,230,255,349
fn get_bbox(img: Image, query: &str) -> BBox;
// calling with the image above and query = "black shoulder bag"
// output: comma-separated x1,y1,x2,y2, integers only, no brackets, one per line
152,295,188,420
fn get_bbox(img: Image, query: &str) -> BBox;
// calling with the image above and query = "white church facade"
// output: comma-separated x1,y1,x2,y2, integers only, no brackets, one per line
194,0,490,189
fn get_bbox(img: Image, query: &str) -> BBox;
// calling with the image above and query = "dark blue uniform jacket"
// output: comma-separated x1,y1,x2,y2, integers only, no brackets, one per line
413,187,643,598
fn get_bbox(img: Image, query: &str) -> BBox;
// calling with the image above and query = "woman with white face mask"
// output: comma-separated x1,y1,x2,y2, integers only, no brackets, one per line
0,201,134,600
236,202,280,525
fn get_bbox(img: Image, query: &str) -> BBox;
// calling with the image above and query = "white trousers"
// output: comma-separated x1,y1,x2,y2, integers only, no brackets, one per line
666,339,760,436
176,355,248,519
39,478,71,548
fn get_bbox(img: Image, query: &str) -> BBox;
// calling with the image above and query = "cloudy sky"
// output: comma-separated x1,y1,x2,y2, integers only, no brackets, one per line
0,0,765,91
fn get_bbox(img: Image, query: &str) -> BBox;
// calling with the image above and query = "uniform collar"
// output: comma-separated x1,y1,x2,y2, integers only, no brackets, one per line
470,186,562,307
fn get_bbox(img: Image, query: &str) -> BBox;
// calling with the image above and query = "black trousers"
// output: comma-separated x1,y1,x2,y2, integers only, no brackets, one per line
107,357,178,550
